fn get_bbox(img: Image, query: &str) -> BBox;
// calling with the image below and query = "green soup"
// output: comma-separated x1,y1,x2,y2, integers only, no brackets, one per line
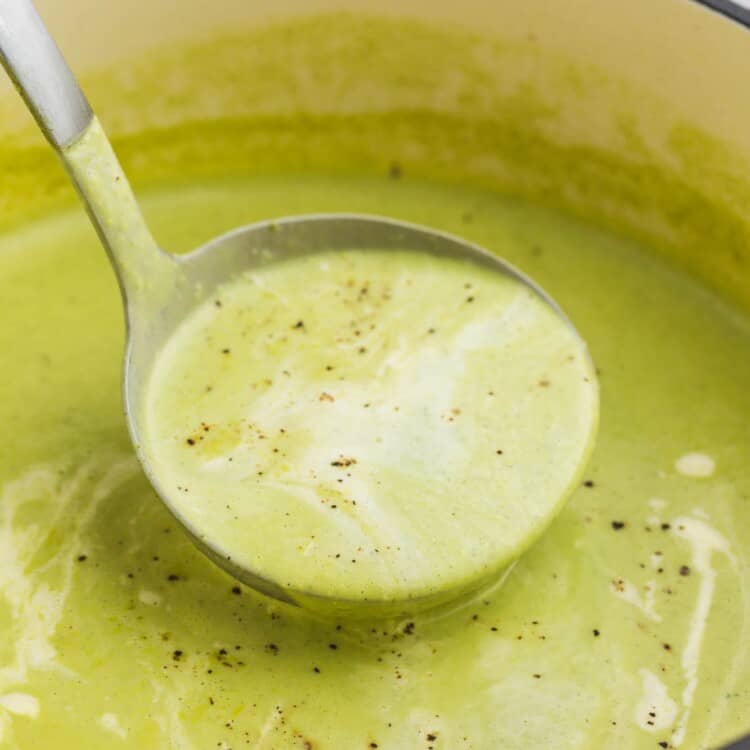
1,15,749,750
141,247,597,610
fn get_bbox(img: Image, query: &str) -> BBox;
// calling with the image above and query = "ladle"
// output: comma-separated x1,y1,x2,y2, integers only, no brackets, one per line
0,0,597,617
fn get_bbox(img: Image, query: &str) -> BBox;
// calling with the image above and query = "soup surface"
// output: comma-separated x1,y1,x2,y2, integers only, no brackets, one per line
0,11,749,749
142,247,597,609
1,169,749,749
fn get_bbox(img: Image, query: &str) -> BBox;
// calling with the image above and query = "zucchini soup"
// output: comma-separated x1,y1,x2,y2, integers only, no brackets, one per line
0,13,749,750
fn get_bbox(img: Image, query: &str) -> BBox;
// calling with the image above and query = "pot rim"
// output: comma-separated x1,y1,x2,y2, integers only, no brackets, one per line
696,0,750,25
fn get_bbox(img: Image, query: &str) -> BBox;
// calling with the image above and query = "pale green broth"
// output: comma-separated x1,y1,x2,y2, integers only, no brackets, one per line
142,248,596,608
0,12,749,750
0,174,748,748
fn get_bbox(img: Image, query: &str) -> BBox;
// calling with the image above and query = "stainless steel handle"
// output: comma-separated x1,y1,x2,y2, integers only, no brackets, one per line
0,0,170,302
0,0,92,148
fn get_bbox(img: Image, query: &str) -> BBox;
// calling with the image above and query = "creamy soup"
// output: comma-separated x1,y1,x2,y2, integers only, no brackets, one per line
0,14,749,750
141,248,596,610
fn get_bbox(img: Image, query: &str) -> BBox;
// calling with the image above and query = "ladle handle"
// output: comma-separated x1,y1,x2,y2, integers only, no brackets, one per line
0,0,176,306
0,0,92,149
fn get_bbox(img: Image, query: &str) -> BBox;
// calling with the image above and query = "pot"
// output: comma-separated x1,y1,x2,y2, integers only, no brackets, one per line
0,1,748,748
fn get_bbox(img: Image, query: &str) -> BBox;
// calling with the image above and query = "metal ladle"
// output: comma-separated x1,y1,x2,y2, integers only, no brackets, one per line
0,0,592,617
